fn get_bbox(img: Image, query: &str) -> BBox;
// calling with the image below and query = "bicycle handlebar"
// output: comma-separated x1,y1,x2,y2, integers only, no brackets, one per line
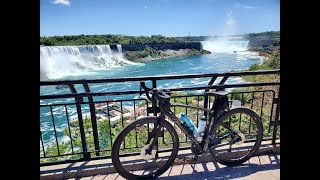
140,81,171,101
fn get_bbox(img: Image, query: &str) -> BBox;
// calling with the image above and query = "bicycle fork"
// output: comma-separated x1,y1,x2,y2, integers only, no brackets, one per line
145,114,165,155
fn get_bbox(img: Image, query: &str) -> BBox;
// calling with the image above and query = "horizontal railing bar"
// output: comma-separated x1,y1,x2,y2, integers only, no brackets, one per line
41,90,140,100
167,82,279,92
40,70,280,86
40,82,279,100
170,89,276,98
40,152,84,159
229,89,276,94
40,98,147,107
39,89,275,107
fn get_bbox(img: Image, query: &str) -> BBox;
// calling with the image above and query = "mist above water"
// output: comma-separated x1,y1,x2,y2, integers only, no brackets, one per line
201,10,250,53
201,39,249,53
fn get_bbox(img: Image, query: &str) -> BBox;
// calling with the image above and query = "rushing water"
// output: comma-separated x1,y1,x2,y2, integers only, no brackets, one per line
40,41,262,146
40,45,135,80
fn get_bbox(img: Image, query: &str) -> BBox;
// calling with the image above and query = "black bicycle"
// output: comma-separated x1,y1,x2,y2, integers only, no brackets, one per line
111,82,263,179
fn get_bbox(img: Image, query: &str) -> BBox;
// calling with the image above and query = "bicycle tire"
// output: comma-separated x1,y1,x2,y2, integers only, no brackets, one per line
209,107,263,166
111,116,179,179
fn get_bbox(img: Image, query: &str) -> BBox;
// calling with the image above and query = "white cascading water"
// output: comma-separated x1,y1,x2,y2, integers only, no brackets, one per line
40,45,134,80
201,37,261,62
117,44,122,54
201,38,249,53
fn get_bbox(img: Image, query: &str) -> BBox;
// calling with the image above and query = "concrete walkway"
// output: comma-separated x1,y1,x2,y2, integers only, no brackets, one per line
69,154,280,180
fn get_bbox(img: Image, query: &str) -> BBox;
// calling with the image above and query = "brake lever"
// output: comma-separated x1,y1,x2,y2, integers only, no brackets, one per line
162,89,171,96
140,81,153,101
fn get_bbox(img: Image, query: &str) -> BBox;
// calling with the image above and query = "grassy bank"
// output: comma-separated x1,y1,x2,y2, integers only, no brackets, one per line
242,49,280,83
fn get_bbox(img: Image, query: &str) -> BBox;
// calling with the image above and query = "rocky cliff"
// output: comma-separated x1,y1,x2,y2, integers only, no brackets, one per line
110,42,202,52
248,39,278,47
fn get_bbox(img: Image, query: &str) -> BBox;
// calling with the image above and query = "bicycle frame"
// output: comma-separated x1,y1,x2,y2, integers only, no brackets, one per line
147,93,231,155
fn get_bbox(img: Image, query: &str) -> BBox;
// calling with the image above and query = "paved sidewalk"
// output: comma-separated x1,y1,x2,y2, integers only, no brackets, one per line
69,154,280,180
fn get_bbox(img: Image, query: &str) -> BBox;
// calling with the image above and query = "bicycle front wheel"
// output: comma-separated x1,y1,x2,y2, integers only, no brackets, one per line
209,107,263,166
111,116,179,179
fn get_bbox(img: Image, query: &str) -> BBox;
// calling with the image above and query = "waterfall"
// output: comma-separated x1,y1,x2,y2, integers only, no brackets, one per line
40,45,132,80
201,39,249,53
117,44,122,54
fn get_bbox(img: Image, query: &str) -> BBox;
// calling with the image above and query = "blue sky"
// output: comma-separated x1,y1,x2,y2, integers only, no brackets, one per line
40,0,280,37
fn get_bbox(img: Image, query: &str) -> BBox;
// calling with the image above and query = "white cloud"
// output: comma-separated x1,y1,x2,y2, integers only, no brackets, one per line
235,2,256,9
51,0,70,6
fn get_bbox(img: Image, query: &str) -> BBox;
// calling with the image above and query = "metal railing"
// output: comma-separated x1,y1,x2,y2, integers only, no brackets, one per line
40,69,280,166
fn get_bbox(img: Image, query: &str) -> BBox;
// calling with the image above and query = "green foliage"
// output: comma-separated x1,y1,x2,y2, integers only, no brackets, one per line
245,31,280,39
265,52,280,69
125,47,204,62
125,45,162,61
244,51,280,85
248,51,280,71
40,34,184,46
40,31,280,46
176,36,211,41
230,89,251,104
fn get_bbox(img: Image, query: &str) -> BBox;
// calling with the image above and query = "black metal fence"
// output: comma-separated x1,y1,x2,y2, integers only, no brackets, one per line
40,70,280,166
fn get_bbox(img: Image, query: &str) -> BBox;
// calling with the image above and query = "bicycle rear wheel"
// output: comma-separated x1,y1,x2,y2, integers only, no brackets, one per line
111,116,179,179
209,107,263,166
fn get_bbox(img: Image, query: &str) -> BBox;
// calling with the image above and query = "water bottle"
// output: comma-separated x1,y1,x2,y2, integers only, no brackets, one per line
231,100,242,108
196,116,207,142
180,113,198,136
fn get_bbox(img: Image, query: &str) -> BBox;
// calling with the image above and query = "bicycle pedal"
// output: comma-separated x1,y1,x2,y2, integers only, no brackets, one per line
179,156,194,163
192,155,198,162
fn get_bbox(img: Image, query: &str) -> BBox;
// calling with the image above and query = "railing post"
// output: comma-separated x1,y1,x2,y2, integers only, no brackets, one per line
82,83,100,157
151,80,160,158
152,80,157,116
216,76,229,91
204,76,217,118
68,84,90,160
272,88,280,146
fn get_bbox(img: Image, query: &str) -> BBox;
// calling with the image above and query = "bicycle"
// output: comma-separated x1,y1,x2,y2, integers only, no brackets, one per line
111,82,263,179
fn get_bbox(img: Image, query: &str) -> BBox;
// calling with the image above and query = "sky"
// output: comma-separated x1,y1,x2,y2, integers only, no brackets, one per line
40,0,280,37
